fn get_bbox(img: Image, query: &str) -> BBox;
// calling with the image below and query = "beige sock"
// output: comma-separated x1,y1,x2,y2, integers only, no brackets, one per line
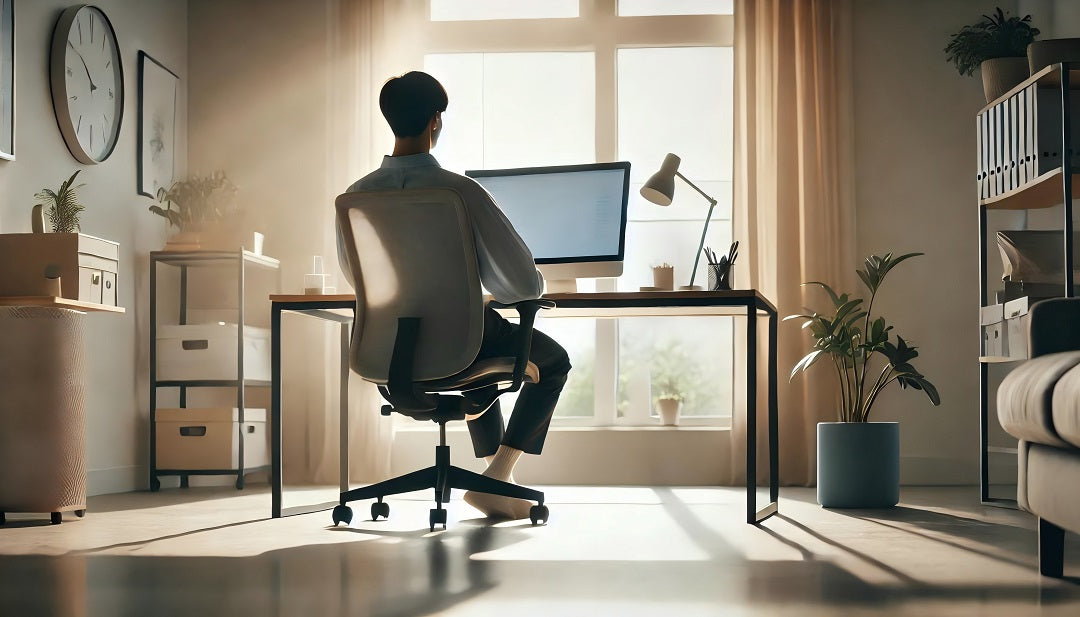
463,446,533,520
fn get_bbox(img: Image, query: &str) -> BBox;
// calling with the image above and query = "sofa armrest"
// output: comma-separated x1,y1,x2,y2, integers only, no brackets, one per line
1030,297,1080,358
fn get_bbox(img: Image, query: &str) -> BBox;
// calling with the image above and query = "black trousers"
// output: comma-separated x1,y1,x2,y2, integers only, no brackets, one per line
466,307,571,457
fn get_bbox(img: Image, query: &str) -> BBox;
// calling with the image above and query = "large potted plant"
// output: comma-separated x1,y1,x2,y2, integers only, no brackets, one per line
787,253,941,508
944,7,1039,103
149,171,241,250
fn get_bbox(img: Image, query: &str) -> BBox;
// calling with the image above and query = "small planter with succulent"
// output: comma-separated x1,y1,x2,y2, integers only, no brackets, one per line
34,170,85,234
149,171,241,250
944,7,1039,103
653,380,684,426
787,253,941,508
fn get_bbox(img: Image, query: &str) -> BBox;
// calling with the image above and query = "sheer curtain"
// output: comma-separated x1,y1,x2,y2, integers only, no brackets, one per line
728,0,857,486
304,0,425,485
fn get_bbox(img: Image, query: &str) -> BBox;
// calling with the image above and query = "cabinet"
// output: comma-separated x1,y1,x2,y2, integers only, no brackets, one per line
149,250,280,491
977,63,1079,506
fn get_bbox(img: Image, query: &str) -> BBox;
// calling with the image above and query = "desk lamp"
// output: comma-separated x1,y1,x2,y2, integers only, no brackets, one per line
640,153,719,290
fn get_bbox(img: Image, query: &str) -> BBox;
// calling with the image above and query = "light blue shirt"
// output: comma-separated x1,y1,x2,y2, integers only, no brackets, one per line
338,153,544,304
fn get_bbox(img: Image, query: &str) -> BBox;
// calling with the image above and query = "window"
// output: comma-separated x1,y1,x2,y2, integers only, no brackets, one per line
414,1,734,426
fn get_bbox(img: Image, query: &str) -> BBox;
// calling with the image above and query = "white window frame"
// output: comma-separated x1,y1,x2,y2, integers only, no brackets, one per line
411,0,734,428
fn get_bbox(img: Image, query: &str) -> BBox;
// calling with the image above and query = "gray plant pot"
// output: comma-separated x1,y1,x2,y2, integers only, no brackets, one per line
817,422,899,508
980,57,1029,104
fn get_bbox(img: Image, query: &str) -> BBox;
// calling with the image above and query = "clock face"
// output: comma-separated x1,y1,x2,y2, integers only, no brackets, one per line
50,5,124,164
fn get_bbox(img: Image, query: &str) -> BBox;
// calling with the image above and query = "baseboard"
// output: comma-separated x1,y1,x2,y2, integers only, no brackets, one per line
900,454,1017,486
87,465,145,496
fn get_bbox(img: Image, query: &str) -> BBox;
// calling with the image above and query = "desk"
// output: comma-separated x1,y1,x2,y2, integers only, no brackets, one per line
269,290,778,524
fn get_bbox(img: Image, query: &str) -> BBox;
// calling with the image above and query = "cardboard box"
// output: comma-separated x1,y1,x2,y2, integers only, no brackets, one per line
155,408,268,470
156,323,271,382
1005,297,1032,360
0,233,119,305
980,303,1007,358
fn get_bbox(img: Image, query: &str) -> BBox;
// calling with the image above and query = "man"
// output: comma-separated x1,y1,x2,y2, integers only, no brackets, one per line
339,71,571,520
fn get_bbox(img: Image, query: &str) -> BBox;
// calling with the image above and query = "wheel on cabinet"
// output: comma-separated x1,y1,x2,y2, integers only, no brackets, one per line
74,510,86,518
529,505,549,525
150,477,161,492
429,508,447,532
371,501,390,520
50,512,63,525
332,504,353,526
235,475,245,490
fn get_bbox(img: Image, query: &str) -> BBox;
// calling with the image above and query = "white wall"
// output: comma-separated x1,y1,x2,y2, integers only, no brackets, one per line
851,0,1026,485
0,1,187,495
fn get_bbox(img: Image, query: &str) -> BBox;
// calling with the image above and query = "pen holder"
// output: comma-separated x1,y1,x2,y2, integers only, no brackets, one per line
652,265,674,291
708,263,732,291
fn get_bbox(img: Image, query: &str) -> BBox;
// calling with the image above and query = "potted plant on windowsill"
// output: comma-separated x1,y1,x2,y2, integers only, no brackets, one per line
944,7,1039,103
149,171,242,251
786,253,941,508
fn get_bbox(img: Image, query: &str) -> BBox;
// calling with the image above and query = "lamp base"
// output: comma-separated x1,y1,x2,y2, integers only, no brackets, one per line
678,285,703,291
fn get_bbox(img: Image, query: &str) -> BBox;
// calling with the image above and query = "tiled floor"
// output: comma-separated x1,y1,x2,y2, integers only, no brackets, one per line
0,486,1077,616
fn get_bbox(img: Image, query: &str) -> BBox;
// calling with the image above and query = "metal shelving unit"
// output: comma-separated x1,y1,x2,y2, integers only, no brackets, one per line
149,249,280,491
977,63,1077,507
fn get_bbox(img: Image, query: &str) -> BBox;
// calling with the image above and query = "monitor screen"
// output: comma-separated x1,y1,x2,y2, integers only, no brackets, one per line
466,162,630,264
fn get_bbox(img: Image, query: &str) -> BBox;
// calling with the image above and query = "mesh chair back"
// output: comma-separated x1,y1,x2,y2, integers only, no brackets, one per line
336,188,484,383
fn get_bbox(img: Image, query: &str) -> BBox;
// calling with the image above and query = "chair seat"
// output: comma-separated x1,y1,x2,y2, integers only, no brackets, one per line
420,357,539,392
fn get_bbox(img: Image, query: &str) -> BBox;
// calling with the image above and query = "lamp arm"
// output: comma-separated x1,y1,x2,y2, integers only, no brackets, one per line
674,171,718,206
689,201,716,287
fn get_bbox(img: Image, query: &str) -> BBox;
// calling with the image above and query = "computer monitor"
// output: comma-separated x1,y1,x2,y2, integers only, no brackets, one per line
466,161,631,293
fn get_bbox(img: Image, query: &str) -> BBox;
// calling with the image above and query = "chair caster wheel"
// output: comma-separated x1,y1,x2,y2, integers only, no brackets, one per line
332,505,353,526
74,510,86,518
529,505,549,525
150,477,161,492
371,501,390,520
429,508,447,531
51,512,63,525
235,476,245,490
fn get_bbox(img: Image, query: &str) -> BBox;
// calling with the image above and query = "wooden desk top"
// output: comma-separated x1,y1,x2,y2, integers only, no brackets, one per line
0,296,125,313
270,290,776,314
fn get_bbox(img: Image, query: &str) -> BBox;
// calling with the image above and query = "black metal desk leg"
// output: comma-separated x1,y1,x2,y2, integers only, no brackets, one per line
769,308,779,504
271,303,283,518
340,322,350,495
746,305,757,524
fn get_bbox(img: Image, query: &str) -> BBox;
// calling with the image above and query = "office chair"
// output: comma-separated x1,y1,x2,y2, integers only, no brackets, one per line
333,188,552,531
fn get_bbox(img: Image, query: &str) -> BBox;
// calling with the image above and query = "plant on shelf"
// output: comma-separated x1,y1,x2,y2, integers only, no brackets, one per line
944,7,1039,102
149,171,239,232
34,170,85,234
945,7,1039,76
786,253,941,508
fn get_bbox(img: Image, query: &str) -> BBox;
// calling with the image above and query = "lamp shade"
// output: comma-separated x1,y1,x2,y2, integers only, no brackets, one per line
639,153,681,206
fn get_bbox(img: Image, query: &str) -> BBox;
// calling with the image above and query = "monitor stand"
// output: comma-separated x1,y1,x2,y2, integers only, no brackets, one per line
545,279,578,294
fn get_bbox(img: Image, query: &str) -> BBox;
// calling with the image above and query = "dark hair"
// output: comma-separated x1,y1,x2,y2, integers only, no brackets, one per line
379,71,448,138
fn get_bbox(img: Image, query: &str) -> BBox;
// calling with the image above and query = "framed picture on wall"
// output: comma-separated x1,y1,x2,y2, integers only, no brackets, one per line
0,0,15,161
138,51,179,197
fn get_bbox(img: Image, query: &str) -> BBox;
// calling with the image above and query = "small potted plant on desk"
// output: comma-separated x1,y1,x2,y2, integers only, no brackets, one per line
787,253,941,508
149,171,242,251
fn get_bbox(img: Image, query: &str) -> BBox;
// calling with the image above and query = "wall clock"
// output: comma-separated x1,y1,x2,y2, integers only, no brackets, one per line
49,5,124,164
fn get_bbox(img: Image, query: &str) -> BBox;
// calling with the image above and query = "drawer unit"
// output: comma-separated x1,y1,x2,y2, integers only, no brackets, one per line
156,323,271,382
0,233,119,305
980,303,1007,358
155,408,268,470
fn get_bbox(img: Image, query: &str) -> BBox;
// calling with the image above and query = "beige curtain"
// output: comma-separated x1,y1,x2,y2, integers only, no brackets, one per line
302,0,424,485
728,0,857,486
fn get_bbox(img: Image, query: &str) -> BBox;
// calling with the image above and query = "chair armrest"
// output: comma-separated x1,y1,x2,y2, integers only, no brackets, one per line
1030,297,1080,357
488,299,556,392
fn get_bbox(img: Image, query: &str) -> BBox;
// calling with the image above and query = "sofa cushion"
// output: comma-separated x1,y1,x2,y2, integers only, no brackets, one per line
1053,362,1080,449
997,351,1080,448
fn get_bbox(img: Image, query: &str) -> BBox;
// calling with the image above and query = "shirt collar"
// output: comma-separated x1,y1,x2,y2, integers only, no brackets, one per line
380,153,441,169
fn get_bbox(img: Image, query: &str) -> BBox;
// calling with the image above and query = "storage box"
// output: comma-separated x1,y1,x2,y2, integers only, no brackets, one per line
155,408,268,470
980,304,1007,357
0,233,119,305
156,323,271,382
1005,297,1033,360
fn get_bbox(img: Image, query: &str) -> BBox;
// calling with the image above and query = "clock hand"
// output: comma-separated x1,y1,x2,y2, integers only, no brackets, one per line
76,51,98,92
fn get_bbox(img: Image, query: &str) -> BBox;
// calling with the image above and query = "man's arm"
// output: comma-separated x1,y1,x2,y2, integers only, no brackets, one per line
461,182,544,304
